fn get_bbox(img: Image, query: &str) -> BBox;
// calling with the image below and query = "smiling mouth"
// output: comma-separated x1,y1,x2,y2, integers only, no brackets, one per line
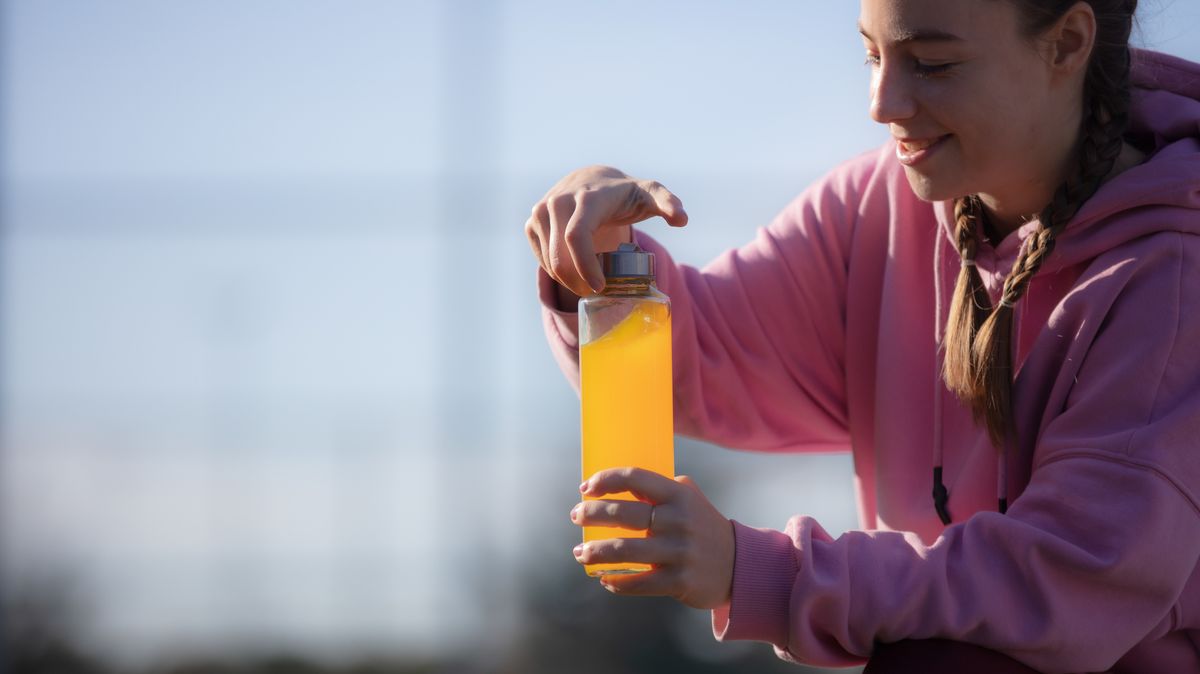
895,134,951,166
897,136,946,153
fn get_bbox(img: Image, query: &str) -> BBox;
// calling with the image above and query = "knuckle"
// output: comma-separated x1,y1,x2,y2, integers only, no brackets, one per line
548,192,574,212
580,544,597,562
664,536,689,563
564,222,588,245
578,502,595,521
603,502,621,519
531,201,547,218
679,543,700,568
610,538,630,555
679,518,702,544
548,251,572,278
663,567,686,596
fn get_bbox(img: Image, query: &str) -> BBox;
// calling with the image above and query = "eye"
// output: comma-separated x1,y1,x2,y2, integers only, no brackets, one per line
865,53,956,77
914,61,956,78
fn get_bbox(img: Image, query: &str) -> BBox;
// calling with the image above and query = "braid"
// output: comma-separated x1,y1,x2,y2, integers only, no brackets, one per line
942,196,993,399
945,0,1134,447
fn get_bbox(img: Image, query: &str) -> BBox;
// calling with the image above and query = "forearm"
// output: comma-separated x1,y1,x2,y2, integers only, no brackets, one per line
715,456,1199,673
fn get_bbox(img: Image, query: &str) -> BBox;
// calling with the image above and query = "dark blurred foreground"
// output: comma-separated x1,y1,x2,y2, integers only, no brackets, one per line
5,563,858,674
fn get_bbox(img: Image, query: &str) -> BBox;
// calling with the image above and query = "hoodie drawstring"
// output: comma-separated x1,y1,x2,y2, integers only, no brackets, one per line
932,225,953,525
931,219,1010,524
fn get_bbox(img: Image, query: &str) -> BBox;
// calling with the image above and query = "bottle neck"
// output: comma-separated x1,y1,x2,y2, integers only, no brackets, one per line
601,277,655,296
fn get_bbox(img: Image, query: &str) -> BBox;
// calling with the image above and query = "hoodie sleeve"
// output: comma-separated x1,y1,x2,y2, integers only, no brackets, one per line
535,157,886,453
712,231,1200,673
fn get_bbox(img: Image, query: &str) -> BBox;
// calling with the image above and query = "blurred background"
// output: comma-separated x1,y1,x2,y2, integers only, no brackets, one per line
1,1,1197,673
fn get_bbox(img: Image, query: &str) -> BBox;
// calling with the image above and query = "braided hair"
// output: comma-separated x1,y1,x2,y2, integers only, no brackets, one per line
942,0,1136,447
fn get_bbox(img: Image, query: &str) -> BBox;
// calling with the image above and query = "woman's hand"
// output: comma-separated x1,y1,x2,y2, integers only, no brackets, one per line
525,166,688,298
570,467,734,609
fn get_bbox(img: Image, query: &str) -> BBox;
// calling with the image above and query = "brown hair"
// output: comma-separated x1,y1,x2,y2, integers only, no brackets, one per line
942,0,1137,447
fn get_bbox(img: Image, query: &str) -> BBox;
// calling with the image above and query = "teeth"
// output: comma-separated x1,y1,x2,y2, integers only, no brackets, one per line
901,137,938,153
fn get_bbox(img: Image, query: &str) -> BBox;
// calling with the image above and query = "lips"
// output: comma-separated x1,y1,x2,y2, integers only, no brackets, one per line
898,137,941,153
895,134,950,167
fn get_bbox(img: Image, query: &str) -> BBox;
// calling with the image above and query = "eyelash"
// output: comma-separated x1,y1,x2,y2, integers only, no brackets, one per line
863,53,956,78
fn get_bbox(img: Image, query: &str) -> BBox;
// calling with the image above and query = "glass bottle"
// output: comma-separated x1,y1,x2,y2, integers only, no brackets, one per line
578,242,674,576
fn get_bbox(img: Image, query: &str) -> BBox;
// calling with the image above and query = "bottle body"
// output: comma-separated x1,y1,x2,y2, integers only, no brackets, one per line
579,280,674,576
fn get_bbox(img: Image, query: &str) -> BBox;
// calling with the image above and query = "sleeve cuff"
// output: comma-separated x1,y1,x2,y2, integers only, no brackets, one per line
712,520,799,647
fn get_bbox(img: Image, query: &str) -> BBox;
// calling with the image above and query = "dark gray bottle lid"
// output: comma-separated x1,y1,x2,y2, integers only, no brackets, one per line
599,242,655,279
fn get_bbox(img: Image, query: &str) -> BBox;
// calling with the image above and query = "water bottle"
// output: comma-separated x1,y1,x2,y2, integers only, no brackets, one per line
578,242,674,576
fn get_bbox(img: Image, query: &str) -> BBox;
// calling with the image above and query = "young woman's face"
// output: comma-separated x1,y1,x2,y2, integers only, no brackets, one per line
859,0,1078,207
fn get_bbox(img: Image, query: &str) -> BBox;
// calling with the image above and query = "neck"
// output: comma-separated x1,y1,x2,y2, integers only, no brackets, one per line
976,195,1039,245
977,148,1077,244
979,94,1084,243
977,140,1144,245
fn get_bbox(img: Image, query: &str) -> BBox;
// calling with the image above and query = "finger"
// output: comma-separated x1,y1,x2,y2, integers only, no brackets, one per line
524,216,544,266
563,192,605,294
531,201,554,281
674,474,702,493
575,536,677,566
640,179,689,228
583,467,679,505
547,194,594,297
600,568,680,597
571,499,654,531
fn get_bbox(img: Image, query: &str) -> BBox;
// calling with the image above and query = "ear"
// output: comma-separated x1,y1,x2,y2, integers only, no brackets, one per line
1041,1,1097,76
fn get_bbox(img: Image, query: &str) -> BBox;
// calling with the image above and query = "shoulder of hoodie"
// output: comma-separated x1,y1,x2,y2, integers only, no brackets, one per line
1037,228,1200,507
1057,151,1200,314
1068,225,1200,303
1131,48,1200,101
1052,223,1200,380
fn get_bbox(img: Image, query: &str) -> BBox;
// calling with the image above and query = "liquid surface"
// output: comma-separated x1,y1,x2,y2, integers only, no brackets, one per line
580,299,673,576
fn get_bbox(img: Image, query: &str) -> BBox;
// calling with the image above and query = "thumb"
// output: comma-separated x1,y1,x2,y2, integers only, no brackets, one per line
643,180,689,228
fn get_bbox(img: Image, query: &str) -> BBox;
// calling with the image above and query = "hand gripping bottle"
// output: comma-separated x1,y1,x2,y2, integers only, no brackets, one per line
578,242,674,576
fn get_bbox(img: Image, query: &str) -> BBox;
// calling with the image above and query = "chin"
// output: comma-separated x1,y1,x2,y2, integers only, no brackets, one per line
902,166,968,203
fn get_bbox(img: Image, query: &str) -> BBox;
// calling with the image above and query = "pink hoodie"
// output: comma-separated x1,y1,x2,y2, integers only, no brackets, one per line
537,50,1200,673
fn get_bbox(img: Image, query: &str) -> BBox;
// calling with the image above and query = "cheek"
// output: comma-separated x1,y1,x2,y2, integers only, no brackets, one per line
931,93,1021,179
967,102,1041,179
956,70,1048,170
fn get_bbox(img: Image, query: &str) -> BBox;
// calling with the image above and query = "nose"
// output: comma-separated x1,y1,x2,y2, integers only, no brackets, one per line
869,61,918,124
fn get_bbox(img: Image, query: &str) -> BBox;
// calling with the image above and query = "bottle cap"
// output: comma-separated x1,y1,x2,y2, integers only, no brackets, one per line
599,242,655,279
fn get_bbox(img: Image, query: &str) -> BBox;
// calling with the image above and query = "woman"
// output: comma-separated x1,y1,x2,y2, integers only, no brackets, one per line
525,1,1200,671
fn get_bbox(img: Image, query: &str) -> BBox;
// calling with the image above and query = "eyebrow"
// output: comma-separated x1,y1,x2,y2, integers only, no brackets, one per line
858,22,965,45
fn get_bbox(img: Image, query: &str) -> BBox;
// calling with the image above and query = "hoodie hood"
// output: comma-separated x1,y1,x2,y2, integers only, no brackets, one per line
935,48,1200,283
927,49,1200,525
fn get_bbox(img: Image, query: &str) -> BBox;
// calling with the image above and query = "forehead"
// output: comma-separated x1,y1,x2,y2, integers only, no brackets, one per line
859,0,1015,44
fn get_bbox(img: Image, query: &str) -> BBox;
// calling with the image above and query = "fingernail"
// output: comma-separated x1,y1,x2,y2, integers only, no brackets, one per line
589,277,606,294
579,481,589,494
570,504,581,522
573,544,584,559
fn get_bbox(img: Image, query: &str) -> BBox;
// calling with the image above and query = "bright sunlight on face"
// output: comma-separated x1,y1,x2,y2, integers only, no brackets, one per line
859,0,1086,212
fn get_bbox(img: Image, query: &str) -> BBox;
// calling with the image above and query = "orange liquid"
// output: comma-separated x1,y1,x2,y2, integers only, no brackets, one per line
580,299,673,576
